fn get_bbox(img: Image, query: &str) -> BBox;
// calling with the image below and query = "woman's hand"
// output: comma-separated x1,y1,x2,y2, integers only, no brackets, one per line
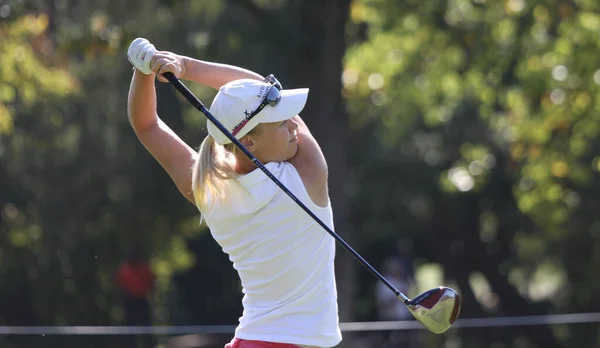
127,38,187,83
150,51,187,83
127,38,156,75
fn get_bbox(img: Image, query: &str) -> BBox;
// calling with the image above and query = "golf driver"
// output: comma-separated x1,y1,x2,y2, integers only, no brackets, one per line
162,72,461,334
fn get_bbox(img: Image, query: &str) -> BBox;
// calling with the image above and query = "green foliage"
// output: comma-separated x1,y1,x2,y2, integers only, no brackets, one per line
0,14,76,134
0,1,216,336
346,0,600,346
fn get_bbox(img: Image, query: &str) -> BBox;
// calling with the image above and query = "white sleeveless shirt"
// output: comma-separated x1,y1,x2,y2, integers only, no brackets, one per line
202,161,342,347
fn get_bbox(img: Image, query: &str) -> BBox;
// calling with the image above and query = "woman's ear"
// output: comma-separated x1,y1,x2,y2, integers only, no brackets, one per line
240,136,255,150
240,125,262,152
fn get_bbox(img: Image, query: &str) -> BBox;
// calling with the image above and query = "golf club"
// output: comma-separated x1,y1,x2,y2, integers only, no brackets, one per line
162,72,461,334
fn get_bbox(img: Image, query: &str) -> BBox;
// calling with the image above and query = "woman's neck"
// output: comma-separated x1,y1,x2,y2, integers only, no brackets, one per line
234,154,259,175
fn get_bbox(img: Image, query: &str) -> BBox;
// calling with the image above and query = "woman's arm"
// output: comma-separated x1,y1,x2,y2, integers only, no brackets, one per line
127,69,197,204
287,115,329,207
181,57,264,90
149,51,264,90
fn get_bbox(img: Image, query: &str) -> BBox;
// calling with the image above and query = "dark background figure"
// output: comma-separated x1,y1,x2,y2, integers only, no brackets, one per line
116,247,156,347
375,256,418,348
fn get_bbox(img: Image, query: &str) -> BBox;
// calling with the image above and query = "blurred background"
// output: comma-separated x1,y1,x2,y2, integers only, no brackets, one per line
2,0,600,347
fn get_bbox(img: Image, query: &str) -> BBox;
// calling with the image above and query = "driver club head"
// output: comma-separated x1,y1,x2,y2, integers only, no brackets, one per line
405,286,461,334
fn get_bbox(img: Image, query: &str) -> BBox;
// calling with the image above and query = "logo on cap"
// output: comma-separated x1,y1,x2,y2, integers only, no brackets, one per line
230,83,272,136
231,110,253,136
257,85,268,99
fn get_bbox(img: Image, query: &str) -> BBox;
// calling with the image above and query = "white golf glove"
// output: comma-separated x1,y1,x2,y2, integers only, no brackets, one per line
127,38,156,75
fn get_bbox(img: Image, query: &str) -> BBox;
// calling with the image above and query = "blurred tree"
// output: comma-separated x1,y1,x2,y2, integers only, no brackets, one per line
0,1,207,347
344,0,600,347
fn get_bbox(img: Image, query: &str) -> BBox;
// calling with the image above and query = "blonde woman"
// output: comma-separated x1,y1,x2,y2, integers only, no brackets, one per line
127,39,342,348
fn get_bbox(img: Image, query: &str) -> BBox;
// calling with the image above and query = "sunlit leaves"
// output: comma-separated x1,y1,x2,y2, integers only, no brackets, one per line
350,1,383,26
347,0,600,224
493,18,518,46
0,14,77,135
346,1,600,324
578,11,600,32
0,104,13,134
445,0,479,27
0,84,16,102
440,144,496,193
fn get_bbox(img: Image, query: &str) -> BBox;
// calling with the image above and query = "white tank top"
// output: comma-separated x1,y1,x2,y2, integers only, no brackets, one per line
202,161,342,347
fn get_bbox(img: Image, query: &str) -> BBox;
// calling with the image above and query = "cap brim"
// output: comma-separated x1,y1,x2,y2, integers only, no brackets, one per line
261,88,309,123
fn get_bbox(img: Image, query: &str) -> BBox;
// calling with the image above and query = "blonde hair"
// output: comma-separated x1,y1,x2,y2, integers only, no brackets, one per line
192,135,239,216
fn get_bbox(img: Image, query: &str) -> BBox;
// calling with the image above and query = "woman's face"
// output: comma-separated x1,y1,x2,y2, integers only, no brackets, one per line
247,118,299,163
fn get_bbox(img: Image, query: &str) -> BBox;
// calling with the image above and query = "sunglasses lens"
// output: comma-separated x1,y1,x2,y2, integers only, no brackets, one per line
266,86,281,106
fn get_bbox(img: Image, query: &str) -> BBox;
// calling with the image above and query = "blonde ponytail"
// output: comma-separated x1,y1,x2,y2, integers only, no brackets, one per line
192,135,239,215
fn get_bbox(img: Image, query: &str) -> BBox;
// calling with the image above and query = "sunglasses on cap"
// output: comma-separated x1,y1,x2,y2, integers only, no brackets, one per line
231,74,282,136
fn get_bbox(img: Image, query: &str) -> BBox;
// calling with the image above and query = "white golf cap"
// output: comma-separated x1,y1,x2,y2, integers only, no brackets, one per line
207,78,309,145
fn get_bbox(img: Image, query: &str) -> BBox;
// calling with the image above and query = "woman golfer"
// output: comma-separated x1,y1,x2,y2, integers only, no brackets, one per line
127,38,342,348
